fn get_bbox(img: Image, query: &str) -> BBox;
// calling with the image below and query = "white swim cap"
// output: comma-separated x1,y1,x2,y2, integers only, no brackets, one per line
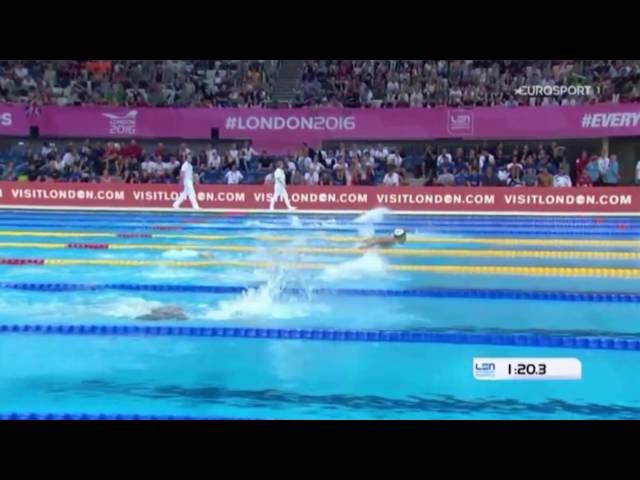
393,228,406,239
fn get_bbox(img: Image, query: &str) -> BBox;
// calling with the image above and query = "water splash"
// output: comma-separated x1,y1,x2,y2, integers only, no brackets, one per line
201,266,323,321
353,207,392,238
201,234,319,321
289,215,303,229
320,251,389,281
354,207,391,224
161,249,201,260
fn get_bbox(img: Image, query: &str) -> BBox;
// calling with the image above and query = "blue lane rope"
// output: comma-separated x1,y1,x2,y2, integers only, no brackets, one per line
0,282,638,303
4,209,640,221
2,323,640,351
1,216,637,229
0,222,637,236
2,211,639,225
0,412,257,420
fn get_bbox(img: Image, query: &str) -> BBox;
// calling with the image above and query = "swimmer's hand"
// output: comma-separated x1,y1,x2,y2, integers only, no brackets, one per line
198,252,215,259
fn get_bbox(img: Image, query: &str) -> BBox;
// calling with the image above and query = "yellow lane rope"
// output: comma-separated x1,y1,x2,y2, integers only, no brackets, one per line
1,242,640,260
34,258,640,277
302,235,640,248
1,230,639,248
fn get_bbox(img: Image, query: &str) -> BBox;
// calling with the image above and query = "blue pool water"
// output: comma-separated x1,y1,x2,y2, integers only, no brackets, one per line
0,208,639,419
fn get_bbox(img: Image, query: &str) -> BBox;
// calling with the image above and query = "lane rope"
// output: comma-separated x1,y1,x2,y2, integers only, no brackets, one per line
2,211,639,226
0,412,254,420
2,323,640,351
3,257,640,277
1,282,638,302
1,230,640,247
0,221,638,235
1,241,640,260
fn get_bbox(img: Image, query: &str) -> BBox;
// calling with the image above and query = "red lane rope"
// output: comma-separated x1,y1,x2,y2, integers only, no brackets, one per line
117,233,153,238
0,258,45,265
66,243,109,249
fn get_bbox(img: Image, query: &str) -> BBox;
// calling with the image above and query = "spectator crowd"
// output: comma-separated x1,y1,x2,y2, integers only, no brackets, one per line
0,139,635,188
0,60,277,108
1,60,640,109
294,60,640,108
420,143,626,188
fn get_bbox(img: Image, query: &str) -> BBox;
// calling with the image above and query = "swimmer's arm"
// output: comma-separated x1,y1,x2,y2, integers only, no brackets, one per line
360,237,385,249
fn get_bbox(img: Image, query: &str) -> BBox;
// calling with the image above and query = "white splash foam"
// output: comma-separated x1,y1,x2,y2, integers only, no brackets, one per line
353,207,391,224
289,216,303,229
161,249,201,260
201,277,326,321
357,225,375,238
320,251,389,281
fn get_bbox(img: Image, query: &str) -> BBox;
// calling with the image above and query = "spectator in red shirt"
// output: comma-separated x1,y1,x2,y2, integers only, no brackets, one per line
577,171,593,187
122,139,143,160
575,150,589,178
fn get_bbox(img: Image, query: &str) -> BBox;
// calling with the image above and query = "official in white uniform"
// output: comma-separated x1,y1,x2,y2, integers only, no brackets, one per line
269,160,295,211
172,154,200,209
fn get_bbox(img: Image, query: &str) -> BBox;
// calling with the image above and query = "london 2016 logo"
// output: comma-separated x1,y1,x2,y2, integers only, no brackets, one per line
102,110,138,135
447,110,474,135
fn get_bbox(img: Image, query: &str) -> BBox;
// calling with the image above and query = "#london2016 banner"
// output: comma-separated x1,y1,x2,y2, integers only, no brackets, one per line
0,182,638,214
1,104,640,153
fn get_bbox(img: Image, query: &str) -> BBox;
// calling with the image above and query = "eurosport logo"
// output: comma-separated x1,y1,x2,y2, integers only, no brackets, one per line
0,113,12,127
224,116,356,131
514,85,598,97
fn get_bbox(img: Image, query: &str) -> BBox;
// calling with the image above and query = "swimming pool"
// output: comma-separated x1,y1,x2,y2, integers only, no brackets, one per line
1,208,640,419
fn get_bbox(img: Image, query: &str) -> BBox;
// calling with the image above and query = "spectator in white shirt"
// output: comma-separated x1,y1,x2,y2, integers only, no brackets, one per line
304,169,320,185
635,159,640,185
41,142,54,159
597,148,610,177
240,144,258,171
553,166,573,187
382,167,400,186
14,64,29,80
225,164,244,184
302,155,313,171
372,146,388,162
386,149,402,168
169,157,180,174
437,148,453,168
161,158,172,174
264,166,275,185
497,167,510,184
333,158,347,171
61,148,77,169
410,88,424,107
141,156,154,174
228,144,239,165
479,148,495,170
206,146,221,170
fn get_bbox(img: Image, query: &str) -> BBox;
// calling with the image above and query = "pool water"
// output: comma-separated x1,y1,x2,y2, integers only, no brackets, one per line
0,209,639,419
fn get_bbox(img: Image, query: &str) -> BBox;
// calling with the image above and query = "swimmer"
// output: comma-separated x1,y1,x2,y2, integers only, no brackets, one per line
361,228,407,249
136,305,188,321
198,251,215,259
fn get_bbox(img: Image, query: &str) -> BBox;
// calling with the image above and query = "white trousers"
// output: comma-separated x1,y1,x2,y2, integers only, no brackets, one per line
173,182,200,209
269,185,294,210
